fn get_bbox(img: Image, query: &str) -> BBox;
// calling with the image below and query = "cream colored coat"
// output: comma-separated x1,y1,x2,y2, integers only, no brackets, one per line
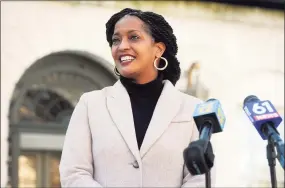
59,80,216,187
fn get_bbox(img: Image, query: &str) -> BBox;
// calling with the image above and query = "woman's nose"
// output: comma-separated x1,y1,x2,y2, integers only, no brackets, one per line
118,38,130,51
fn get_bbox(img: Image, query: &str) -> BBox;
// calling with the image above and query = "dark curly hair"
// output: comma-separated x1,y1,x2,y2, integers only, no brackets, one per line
105,8,181,85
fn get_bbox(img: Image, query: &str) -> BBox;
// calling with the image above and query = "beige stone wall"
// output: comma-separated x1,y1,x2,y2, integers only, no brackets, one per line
1,1,284,187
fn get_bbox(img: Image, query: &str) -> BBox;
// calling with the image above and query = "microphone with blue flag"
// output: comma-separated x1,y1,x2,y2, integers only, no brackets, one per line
192,98,226,141
243,95,284,170
183,98,226,188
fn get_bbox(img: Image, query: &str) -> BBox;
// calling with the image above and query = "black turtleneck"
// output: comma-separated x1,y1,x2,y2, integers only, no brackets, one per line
120,74,164,149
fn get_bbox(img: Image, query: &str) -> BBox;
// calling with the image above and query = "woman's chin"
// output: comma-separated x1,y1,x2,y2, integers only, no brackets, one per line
120,69,137,78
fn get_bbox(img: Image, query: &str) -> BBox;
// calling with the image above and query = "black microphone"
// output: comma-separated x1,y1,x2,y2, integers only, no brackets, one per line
183,98,226,188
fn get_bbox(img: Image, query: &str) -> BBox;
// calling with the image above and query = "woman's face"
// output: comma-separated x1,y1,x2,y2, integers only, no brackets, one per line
111,15,165,83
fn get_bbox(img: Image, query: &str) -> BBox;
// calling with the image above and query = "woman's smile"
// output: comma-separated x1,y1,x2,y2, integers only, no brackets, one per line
119,55,136,66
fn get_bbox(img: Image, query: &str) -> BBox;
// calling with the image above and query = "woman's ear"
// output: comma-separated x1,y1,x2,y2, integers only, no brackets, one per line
155,42,166,57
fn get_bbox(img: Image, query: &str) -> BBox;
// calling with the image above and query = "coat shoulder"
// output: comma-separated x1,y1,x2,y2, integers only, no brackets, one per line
178,91,204,108
79,85,114,103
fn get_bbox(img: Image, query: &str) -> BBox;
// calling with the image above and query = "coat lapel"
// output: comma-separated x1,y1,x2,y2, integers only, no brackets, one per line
106,81,141,164
140,80,183,158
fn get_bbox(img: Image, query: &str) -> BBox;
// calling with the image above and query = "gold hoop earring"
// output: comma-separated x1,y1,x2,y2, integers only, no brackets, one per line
114,67,120,76
154,57,168,71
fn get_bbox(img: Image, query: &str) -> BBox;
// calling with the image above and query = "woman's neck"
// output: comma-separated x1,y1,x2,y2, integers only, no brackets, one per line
133,72,158,84
120,72,164,97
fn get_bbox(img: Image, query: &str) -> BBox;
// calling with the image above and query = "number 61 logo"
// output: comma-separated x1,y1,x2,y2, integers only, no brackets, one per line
252,101,274,115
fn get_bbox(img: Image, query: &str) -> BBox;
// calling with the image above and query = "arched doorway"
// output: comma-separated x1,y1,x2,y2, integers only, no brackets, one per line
8,51,117,187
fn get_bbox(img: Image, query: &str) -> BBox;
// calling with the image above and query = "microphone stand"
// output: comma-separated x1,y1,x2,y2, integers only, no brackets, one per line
265,125,285,170
183,121,215,188
205,171,211,188
267,136,277,188
200,122,213,188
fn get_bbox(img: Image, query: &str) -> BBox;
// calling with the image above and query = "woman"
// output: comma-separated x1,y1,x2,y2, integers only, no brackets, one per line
59,8,215,187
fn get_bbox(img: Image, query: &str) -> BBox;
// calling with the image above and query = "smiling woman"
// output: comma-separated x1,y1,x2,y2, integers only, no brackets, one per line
59,8,213,188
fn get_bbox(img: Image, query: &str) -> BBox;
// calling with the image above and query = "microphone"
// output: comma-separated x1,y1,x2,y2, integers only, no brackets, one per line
243,95,284,170
193,98,226,141
183,98,226,176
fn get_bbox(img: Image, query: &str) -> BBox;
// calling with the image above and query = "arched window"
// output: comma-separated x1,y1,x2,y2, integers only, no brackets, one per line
8,51,117,188
18,88,74,124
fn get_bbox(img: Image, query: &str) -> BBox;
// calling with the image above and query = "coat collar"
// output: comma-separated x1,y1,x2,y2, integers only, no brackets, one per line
106,79,183,163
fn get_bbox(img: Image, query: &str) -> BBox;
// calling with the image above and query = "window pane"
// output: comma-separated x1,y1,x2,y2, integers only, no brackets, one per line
18,154,37,188
49,153,61,188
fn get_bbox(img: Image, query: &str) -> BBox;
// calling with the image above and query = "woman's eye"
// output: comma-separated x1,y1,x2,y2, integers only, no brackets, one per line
130,35,139,40
112,38,120,45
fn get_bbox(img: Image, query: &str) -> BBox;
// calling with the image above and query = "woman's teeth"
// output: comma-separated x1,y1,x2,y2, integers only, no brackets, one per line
120,56,135,63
